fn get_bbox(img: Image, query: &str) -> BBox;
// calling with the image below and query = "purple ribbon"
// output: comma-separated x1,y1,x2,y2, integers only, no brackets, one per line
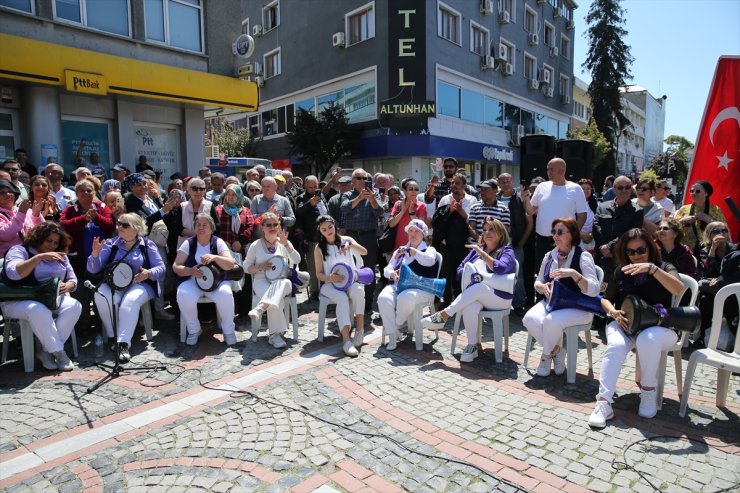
653,304,668,319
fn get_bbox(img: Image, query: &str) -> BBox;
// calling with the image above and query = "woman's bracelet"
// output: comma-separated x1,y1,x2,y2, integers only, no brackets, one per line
649,263,658,275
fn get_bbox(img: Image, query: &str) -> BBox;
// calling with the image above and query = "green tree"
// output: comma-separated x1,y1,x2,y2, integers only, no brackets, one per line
664,135,693,160
205,117,260,158
583,0,634,175
646,151,688,185
567,119,612,189
638,168,660,183
287,104,361,179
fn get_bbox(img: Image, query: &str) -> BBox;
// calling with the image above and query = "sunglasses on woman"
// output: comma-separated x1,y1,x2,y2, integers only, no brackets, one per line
657,226,673,232
117,221,131,229
711,228,729,235
625,246,647,256
190,186,206,192
550,228,568,236
262,222,279,228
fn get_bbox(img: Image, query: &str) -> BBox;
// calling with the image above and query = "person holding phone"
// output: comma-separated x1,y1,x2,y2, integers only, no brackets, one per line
387,179,427,251
295,176,329,300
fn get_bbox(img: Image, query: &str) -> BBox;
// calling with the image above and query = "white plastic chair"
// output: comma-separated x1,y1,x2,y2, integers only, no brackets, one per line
452,260,520,363
523,265,604,383
381,252,444,351
1,317,79,373
679,283,740,417
318,251,364,343
250,258,300,343
180,297,224,343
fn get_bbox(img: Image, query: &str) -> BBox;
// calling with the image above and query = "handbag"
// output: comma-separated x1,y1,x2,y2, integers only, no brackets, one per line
378,223,397,254
149,219,169,248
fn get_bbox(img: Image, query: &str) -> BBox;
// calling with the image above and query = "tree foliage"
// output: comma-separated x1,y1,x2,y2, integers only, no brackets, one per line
664,135,693,160
567,119,612,188
583,0,634,174
286,104,361,179
646,151,688,185
205,117,260,158
638,168,660,183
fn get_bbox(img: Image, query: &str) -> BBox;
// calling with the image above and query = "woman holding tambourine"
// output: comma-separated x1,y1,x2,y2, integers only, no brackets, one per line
522,217,600,377
313,215,368,357
378,219,438,352
588,228,684,428
245,212,301,349
1,222,80,371
422,218,514,363
88,213,165,363
173,213,237,347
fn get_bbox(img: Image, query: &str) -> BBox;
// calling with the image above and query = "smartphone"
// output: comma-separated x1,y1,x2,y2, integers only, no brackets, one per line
115,196,124,209
365,181,373,191
170,189,185,201
378,187,386,194
314,190,321,198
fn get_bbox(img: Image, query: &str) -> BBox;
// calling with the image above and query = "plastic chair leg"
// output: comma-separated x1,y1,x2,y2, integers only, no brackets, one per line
317,298,328,343
523,333,534,369
656,351,667,410
678,357,699,417
1,322,8,364
20,321,34,373
565,330,578,384
716,369,730,407
673,350,683,397
503,316,510,353
141,302,154,341
179,317,187,343
291,298,299,340
492,318,504,363
451,315,461,355
585,329,593,370
70,328,78,358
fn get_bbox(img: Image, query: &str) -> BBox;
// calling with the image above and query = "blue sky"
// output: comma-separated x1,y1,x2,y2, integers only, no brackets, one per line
573,0,740,147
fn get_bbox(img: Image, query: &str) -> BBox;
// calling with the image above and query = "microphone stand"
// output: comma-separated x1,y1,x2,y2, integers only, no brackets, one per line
87,257,166,394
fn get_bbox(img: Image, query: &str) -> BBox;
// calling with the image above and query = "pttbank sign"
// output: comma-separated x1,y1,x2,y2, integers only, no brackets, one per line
64,70,108,96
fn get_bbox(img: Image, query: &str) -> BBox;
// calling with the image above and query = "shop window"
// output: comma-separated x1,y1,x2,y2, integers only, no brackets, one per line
262,109,278,136
296,98,315,116
462,89,484,124
344,82,376,122
55,0,130,37
0,0,33,13
504,104,520,131
484,97,503,127
145,0,203,52
521,110,534,134
318,91,343,113
346,2,374,46
264,48,281,79
248,115,260,139
263,0,279,31
437,81,460,118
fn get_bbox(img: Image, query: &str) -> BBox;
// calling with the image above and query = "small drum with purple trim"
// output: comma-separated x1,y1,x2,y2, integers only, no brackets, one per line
264,256,289,281
329,261,374,292
195,264,224,292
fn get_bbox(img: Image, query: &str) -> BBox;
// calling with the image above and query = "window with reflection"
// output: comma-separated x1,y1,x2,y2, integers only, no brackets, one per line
318,91,344,113
504,104,521,130
145,0,202,52
462,89,484,124
248,115,261,139
346,2,374,46
437,81,460,118
262,109,278,136
484,97,503,127
521,110,534,134
344,82,376,121
1,0,32,12
535,113,548,134
296,98,315,116
264,49,281,79
55,0,130,36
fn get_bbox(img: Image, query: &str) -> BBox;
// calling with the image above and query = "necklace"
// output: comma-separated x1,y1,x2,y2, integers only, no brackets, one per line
263,237,278,254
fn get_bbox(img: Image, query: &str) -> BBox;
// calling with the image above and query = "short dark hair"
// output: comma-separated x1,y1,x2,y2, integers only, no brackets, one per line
443,157,458,166
453,173,467,186
24,222,72,253
551,217,580,248
14,148,27,155
636,177,655,191
614,228,662,267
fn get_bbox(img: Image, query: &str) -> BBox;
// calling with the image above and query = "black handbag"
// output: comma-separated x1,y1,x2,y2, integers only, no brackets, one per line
378,223,397,253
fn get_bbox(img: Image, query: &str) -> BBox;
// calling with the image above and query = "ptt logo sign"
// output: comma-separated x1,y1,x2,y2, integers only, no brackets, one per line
64,70,107,95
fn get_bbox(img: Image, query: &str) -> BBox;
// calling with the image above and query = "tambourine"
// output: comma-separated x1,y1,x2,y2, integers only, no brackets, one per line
264,256,289,281
107,262,134,290
330,261,374,291
195,264,224,292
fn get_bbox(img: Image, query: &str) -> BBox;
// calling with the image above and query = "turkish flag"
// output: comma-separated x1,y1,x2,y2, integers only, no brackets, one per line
685,56,740,243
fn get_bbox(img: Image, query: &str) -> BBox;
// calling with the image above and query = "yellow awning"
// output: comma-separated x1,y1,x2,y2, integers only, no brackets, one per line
0,33,259,111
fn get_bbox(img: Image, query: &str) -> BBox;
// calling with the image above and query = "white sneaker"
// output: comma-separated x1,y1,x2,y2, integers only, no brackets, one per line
248,307,264,326
638,388,658,418
553,348,566,376
537,353,553,377
420,312,445,331
52,350,74,371
268,333,287,349
155,310,175,321
386,333,397,351
460,344,478,363
36,350,58,371
343,341,359,357
352,330,364,348
588,400,614,428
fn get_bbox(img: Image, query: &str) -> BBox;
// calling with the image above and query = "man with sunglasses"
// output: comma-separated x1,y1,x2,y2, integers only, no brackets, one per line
423,157,478,206
2,160,30,203
652,180,675,217
295,175,328,300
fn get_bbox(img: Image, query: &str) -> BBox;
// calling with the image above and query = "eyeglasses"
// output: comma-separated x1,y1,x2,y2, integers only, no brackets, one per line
190,187,206,191
636,187,651,192
625,246,648,256
248,188,260,192
711,228,729,235
262,222,279,228
657,226,673,232
117,222,131,229
690,189,703,194
353,176,369,181
614,185,632,191
550,228,568,236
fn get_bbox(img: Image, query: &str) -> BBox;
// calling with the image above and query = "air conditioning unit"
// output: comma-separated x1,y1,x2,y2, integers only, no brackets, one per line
561,94,570,104
503,62,514,76
529,78,540,90
498,10,510,24
511,124,525,146
528,33,539,46
252,24,263,36
205,145,219,159
566,20,575,30
550,46,559,57
480,0,494,14
496,43,508,61
541,70,551,84
252,61,263,75
482,55,495,70
545,87,554,98
332,32,345,47
255,76,264,87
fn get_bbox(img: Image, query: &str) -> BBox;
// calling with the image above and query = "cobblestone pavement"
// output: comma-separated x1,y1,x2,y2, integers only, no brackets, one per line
1,293,738,492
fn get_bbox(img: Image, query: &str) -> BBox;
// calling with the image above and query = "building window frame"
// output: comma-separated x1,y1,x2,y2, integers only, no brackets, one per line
498,0,516,23
53,0,132,38
262,0,280,32
241,17,250,35
345,1,375,46
524,6,537,34
144,0,204,53
437,1,461,46
437,80,461,119
264,48,281,79
523,53,536,81
469,21,489,57
0,0,34,14
543,21,554,46
559,74,570,97
560,33,570,59
500,37,515,68
542,63,554,85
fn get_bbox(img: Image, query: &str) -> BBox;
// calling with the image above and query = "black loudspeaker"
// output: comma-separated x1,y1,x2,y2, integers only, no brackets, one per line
556,139,594,182
520,135,556,185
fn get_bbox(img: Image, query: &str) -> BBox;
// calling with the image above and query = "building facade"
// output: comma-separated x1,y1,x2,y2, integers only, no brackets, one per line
0,0,258,179
227,0,577,184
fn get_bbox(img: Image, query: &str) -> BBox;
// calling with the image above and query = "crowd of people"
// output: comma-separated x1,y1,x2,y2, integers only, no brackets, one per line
0,149,738,429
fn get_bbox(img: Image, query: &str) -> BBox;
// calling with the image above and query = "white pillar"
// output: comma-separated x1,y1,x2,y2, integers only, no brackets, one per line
23,86,61,169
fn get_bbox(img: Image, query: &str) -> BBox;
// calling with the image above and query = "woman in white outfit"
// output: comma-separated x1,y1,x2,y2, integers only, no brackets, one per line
1,222,80,371
88,213,166,362
378,219,438,351
522,217,600,376
245,212,301,349
313,215,367,357
421,218,515,362
173,214,236,347
588,228,684,428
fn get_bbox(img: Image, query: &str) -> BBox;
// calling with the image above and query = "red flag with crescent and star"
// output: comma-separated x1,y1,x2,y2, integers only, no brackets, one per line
685,56,740,243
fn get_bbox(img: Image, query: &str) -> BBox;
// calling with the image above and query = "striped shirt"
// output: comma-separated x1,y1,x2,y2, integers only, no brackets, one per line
467,200,510,235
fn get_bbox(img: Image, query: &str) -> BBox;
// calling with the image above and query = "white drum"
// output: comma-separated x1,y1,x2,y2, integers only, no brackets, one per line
109,262,134,290
264,256,289,281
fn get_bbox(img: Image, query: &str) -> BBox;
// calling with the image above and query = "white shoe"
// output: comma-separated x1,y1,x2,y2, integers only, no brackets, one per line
155,310,175,321
343,341,359,357
638,388,658,418
36,350,58,371
52,350,74,371
420,312,445,331
352,330,364,348
460,344,478,363
588,400,614,428
268,333,287,349
553,348,566,376
248,307,264,326
537,353,553,377
386,333,397,351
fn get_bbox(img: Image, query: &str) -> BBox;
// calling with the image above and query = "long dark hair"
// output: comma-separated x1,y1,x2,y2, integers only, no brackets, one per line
316,215,346,260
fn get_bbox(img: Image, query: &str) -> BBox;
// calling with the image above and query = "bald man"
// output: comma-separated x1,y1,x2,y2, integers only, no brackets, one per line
249,176,295,229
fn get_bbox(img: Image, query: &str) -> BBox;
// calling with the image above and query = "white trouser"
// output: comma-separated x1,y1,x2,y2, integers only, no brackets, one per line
177,278,236,337
320,282,365,329
253,277,291,335
95,283,154,345
1,296,81,354
154,245,168,311
596,321,678,403
377,284,435,335
446,283,512,344
522,300,593,354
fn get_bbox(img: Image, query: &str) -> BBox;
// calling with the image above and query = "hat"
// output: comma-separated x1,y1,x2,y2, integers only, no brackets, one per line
694,180,713,197
170,172,183,181
477,179,498,189
142,169,156,180
112,163,129,173
92,166,106,177
338,176,352,184
405,218,429,237
123,173,146,190
183,176,193,184
0,179,20,198
102,179,121,195
274,174,286,183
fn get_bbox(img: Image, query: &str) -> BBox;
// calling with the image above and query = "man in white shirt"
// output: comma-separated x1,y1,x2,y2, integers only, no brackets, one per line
44,163,76,210
521,158,588,270
653,179,675,217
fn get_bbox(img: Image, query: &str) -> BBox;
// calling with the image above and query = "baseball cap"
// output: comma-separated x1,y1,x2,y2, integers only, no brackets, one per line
338,176,352,184
477,179,498,189
142,169,156,180
274,174,286,183
112,163,129,173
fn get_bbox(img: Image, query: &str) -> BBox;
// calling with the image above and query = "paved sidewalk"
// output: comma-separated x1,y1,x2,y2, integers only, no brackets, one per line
0,295,738,493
